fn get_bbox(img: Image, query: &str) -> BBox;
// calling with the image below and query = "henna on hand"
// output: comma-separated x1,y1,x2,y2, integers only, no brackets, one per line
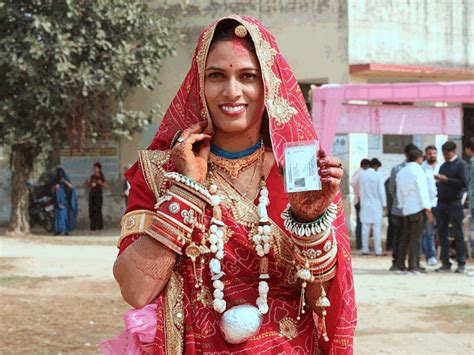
288,149,343,222
113,236,177,308
170,121,211,183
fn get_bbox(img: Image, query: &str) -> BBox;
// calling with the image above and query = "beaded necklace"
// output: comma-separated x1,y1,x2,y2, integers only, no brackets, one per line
205,144,273,344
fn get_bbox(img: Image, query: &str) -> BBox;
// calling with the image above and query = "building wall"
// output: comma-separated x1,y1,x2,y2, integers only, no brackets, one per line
121,0,350,168
348,0,474,68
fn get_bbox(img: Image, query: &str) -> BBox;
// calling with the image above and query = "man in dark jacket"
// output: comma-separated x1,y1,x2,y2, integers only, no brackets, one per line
435,141,469,273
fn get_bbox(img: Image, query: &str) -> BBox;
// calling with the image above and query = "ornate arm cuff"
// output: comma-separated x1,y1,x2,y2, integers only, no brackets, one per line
146,177,209,255
118,210,155,247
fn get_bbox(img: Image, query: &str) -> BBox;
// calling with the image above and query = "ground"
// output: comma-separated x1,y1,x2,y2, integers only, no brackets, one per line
0,229,473,354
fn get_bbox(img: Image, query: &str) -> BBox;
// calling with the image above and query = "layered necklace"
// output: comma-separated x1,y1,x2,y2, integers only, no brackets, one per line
209,140,264,182
205,140,273,344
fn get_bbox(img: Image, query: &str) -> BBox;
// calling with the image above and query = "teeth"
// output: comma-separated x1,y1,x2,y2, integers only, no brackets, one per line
221,105,245,113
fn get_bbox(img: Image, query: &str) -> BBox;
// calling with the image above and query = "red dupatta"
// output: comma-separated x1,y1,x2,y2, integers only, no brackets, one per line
126,14,356,354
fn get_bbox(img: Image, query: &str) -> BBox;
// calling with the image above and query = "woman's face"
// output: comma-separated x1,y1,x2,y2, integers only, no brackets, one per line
204,39,265,136
93,166,100,175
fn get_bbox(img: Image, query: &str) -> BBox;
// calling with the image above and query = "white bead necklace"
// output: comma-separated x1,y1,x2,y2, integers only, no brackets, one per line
206,159,273,344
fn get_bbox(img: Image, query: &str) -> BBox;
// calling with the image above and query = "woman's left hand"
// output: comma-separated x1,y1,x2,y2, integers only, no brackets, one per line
287,150,343,222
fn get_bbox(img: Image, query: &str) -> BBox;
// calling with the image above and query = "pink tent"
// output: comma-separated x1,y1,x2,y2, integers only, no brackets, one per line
312,81,474,151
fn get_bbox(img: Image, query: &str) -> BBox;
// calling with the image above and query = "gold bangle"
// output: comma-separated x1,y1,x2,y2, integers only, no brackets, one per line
312,264,337,283
293,236,338,265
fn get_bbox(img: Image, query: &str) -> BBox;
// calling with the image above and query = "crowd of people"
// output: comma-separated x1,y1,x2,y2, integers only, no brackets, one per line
351,139,472,274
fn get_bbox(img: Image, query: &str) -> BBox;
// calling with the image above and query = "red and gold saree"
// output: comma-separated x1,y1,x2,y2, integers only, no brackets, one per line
101,14,356,355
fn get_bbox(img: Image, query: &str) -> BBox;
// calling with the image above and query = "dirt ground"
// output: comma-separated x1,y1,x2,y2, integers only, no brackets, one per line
1,230,473,354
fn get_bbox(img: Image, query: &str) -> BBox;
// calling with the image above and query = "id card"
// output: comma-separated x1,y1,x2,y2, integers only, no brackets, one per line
284,142,321,192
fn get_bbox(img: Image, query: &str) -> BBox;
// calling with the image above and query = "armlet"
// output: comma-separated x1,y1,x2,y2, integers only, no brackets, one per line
118,209,155,247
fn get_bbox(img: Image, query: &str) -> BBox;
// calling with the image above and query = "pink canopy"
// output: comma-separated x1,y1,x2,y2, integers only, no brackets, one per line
312,81,474,151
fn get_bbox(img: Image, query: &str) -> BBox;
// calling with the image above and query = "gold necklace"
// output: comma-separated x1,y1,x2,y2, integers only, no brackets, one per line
209,142,265,182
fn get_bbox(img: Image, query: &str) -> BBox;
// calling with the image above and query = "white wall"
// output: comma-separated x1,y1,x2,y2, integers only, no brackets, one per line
349,0,474,68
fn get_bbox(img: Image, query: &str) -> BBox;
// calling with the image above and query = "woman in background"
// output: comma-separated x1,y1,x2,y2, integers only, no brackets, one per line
51,168,77,235
86,162,108,232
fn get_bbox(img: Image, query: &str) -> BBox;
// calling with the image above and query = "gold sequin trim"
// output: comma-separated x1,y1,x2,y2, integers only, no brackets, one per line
164,272,184,354
138,149,171,199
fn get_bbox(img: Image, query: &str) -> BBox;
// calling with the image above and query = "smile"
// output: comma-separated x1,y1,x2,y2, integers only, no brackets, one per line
220,104,246,114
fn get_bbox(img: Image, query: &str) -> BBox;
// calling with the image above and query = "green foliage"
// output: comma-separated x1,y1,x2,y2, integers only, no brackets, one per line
0,0,176,154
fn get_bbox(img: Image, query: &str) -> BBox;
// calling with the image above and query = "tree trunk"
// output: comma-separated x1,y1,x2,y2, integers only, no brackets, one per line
7,144,36,236
46,131,61,172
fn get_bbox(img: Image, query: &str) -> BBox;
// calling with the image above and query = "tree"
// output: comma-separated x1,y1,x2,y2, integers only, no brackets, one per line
0,0,176,235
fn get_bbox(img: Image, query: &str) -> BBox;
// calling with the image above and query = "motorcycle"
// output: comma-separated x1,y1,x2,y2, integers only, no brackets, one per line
28,180,55,233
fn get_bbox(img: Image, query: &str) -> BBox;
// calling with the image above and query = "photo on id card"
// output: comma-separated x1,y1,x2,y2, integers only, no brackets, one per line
284,141,321,193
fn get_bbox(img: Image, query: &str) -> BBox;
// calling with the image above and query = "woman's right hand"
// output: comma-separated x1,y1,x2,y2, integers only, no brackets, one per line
171,121,212,183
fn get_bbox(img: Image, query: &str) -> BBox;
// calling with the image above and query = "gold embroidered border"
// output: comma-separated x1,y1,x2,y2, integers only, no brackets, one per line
164,271,184,354
118,209,154,247
138,149,171,199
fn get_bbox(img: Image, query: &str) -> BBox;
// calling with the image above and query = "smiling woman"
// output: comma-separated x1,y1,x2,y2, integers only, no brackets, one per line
204,21,265,152
103,15,356,354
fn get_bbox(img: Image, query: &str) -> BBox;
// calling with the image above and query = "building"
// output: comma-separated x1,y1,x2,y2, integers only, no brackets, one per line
1,0,472,231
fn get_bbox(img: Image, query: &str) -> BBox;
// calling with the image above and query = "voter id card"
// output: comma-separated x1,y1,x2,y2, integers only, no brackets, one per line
284,141,321,193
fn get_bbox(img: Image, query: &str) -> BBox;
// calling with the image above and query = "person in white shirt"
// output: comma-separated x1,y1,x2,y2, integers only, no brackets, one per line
359,158,387,255
420,145,438,266
396,148,433,272
421,145,440,175
350,158,370,250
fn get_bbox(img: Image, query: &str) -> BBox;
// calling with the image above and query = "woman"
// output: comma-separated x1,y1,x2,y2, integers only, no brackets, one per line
86,162,108,231
51,168,77,235
103,15,356,354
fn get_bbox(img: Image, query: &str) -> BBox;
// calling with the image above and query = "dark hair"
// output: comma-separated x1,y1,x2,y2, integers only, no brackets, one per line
369,158,382,168
464,137,474,150
360,159,370,167
55,168,66,184
93,162,102,170
407,148,423,162
404,143,418,155
209,19,256,54
442,141,456,152
425,145,437,153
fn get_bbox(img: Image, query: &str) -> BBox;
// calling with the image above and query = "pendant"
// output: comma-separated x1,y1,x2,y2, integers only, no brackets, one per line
220,304,262,344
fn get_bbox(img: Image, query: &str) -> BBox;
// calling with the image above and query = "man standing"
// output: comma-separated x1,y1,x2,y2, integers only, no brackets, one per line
421,145,439,266
350,158,370,250
422,145,440,174
463,137,474,259
396,148,433,273
435,141,469,273
388,144,418,270
359,158,387,256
